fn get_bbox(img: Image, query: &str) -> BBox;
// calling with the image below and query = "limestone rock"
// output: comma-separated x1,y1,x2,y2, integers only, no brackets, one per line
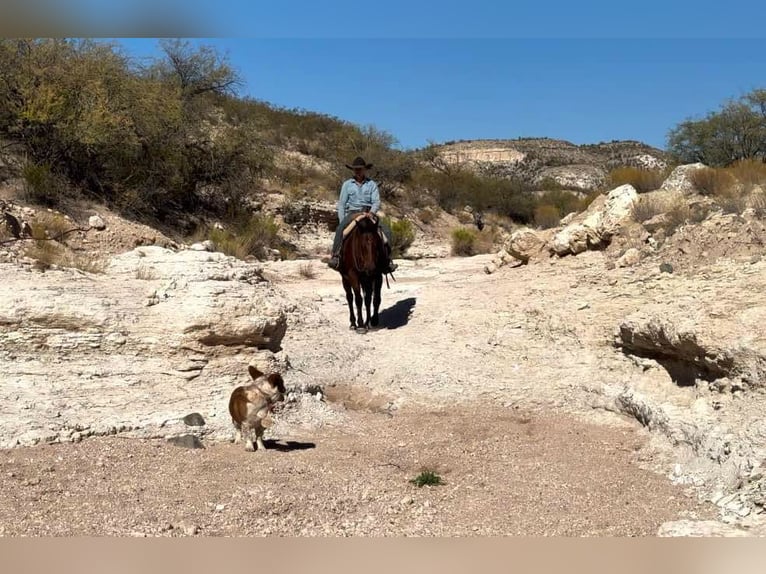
657,520,752,537
550,185,638,256
660,163,707,195
88,215,106,230
616,248,641,268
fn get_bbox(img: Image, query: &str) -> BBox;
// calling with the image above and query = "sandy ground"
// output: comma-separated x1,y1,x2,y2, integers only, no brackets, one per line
0,405,713,536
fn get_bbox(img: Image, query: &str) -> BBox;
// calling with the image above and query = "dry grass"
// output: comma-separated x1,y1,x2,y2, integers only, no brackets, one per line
728,159,766,191
690,167,737,197
663,199,692,236
24,241,104,273
29,213,75,243
298,262,317,279
609,167,669,193
750,191,766,217
534,204,561,229
135,264,159,280
631,195,668,223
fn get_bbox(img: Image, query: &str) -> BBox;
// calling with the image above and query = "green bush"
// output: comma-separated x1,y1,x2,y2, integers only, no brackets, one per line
21,162,69,207
201,214,281,260
451,227,477,256
381,216,415,258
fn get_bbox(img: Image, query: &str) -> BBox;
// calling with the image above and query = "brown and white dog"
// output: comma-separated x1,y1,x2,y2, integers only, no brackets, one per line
229,365,286,452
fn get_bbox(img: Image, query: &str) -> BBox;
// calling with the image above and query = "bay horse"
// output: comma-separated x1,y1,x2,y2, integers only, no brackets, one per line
339,212,385,333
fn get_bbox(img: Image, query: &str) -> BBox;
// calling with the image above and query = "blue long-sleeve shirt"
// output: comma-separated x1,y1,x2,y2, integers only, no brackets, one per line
336,178,381,222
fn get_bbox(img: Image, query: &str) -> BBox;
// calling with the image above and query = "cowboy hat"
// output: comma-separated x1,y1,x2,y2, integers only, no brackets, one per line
346,156,373,170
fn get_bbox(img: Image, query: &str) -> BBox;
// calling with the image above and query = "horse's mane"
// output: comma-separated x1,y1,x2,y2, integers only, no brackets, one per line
342,216,382,275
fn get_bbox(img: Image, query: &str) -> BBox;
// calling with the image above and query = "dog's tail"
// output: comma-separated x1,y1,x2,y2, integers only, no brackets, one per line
228,386,247,428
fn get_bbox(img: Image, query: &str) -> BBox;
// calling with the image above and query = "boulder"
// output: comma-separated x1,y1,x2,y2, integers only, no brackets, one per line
88,215,106,230
550,184,638,256
659,163,707,195
616,248,641,268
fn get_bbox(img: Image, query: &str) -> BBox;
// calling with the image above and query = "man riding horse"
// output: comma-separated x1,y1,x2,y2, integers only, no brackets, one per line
326,156,398,274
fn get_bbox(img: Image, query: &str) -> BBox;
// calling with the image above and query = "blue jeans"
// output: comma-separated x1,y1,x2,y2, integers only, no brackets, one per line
332,212,393,255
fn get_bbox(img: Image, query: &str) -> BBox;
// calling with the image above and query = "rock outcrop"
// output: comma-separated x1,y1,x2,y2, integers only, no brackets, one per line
435,138,669,191
0,246,295,448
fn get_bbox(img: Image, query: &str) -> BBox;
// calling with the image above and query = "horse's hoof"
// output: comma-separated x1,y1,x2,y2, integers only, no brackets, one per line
355,327,368,335
349,325,356,331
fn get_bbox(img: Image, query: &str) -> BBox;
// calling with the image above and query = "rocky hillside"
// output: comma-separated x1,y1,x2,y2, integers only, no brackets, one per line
435,138,670,191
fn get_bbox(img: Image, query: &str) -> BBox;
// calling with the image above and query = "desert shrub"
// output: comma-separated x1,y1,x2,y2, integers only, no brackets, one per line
631,195,667,223
201,214,281,260
728,159,766,191
690,167,737,196
21,162,70,207
417,207,436,224
537,176,567,191
716,192,748,215
750,191,766,217
609,167,668,193
381,216,415,258
538,189,582,216
451,227,477,256
663,200,692,236
534,204,561,229
28,213,74,242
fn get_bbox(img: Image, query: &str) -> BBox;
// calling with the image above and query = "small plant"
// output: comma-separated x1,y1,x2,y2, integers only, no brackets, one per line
410,470,443,488
450,227,477,256
534,204,561,229
298,261,316,279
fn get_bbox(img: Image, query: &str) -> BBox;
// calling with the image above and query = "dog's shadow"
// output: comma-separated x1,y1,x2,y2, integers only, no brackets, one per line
263,439,316,452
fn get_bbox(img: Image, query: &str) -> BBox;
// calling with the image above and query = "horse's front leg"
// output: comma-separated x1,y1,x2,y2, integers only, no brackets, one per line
363,278,373,328
353,283,365,333
371,274,382,328
342,276,356,329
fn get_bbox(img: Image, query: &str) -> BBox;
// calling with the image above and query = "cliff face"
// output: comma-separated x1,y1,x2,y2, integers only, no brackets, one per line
435,138,670,191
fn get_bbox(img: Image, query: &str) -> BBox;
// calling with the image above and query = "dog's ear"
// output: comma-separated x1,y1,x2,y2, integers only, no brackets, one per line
267,373,286,393
248,364,264,381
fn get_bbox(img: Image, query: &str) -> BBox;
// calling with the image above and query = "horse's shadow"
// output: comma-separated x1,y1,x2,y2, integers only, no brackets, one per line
376,297,416,330
263,439,316,452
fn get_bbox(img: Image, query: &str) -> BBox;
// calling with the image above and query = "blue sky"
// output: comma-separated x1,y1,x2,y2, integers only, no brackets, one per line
115,37,766,151
82,1,766,151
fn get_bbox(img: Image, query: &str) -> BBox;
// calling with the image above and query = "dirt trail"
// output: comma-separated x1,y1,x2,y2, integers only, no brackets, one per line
1,251,730,535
